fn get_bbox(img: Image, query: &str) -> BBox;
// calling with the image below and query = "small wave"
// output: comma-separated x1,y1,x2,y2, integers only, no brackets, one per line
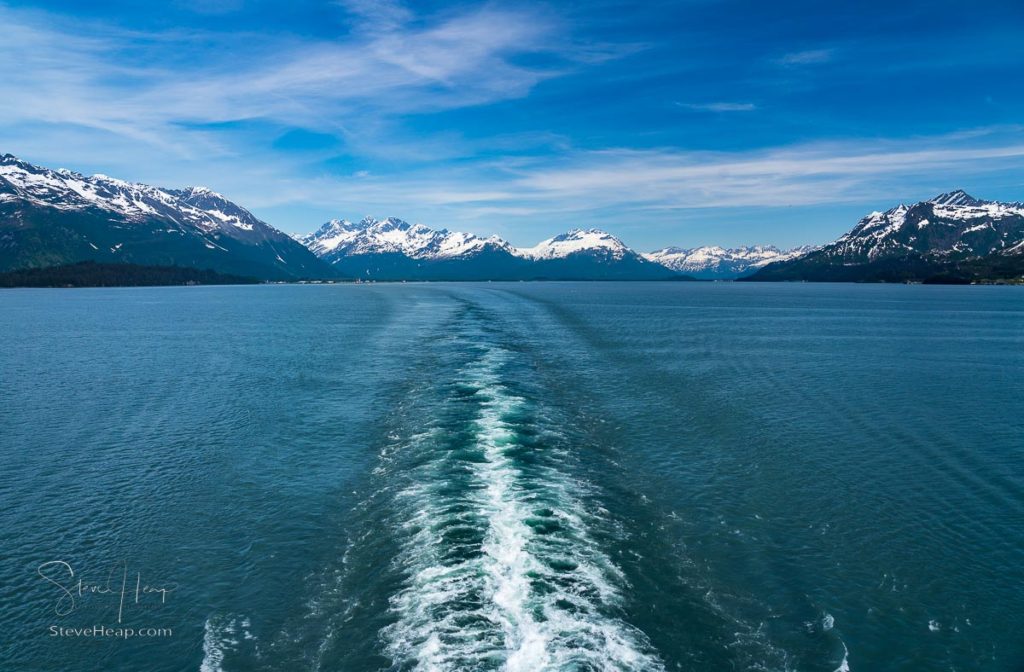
833,641,850,672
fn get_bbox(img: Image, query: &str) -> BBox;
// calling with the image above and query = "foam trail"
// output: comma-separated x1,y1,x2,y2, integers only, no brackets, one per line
200,619,226,672
381,346,663,671
200,616,251,672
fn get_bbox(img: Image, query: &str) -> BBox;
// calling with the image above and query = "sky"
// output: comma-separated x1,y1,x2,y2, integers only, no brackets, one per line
2,0,1023,249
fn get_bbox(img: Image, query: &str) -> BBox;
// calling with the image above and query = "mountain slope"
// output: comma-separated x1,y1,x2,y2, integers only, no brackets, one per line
643,245,816,279
745,191,1024,282
0,154,329,279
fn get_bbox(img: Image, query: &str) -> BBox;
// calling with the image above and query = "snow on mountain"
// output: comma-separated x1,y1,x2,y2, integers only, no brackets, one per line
824,190,1024,263
513,228,631,260
437,230,514,258
745,190,1024,282
928,190,1024,222
301,217,514,261
299,218,361,254
0,155,265,235
300,221,675,280
643,245,815,279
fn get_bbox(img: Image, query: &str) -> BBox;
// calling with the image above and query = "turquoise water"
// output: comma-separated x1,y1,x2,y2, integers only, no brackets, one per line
1,283,1022,671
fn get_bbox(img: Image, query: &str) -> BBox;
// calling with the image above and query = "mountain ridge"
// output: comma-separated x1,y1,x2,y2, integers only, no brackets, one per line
300,218,681,280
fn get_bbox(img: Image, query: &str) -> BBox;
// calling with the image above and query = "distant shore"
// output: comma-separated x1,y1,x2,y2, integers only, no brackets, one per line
0,261,260,288
1,261,1020,288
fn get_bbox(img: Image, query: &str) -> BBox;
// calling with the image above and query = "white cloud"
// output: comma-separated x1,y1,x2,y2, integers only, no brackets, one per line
0,3,565,155
676,102,757,112
273,128,1024,222
336,0,413,32
775,48,834,66
509,133,1024,209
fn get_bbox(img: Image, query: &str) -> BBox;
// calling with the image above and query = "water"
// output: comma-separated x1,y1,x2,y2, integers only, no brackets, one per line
1,282,1022,672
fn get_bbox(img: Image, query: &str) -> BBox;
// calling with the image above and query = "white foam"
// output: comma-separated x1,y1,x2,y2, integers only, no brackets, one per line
200,615,251,672
833,641,850,672
380,347,662,671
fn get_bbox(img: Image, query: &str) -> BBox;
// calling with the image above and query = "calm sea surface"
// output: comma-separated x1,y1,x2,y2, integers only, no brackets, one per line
1,282,1022,672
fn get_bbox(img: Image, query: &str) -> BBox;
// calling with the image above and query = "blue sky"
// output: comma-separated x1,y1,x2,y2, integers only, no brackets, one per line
2,0,1023,249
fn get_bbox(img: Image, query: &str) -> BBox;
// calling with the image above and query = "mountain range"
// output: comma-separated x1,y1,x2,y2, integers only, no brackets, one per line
300,220,679,280
2,154,1022,283
643,245,817,279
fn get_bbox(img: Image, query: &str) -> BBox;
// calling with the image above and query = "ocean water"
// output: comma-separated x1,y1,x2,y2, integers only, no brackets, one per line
1,282,1022,672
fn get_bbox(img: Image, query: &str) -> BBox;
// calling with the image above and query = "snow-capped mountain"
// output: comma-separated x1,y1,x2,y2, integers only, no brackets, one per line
825,190,1024,261
299,217,528,280
300,221,676,280
643,245,816,279
514,229,631,261
746,190,1024,282
513,228,672,279
0,154,326,279
302,217,515,260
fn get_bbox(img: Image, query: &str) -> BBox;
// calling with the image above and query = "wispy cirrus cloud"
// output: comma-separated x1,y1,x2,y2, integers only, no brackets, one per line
222,126,1024,234
675,102,757,112
775,48,835,66
507,135,1024,210
336,0,414,32
0,2,574,158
